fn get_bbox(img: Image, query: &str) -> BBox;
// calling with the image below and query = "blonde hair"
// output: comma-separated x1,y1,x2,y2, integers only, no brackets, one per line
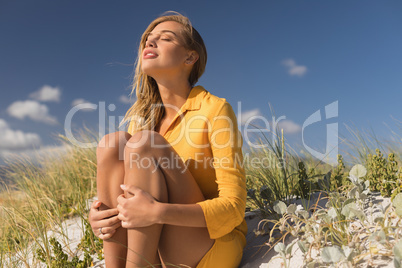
123,11,207,132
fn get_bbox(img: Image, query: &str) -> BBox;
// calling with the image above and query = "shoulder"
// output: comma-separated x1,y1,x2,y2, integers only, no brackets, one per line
193,86,239,132
195,86,234,116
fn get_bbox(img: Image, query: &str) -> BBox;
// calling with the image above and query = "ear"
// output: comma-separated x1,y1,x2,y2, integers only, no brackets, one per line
185,51,199,65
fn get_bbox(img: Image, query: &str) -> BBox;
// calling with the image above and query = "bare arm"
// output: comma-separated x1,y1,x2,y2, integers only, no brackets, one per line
157,202,207,227
117,184,207,229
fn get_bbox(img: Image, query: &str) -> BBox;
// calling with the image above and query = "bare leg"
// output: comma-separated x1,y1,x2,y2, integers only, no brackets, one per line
97,131,131,267
124,130,214,268
123,132,167,267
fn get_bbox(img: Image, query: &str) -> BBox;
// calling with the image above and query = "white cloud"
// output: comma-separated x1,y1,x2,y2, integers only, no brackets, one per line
276,120,302,134
71,98,96,112
238,108,262,125
7,100,58,125
0,119,7,129
119,95,135,105
71,98,93,107
281,59,308,77
0,119,41,150
29,85,61,102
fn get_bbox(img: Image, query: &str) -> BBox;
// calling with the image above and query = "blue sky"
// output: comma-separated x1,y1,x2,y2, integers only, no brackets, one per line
0,0,401,164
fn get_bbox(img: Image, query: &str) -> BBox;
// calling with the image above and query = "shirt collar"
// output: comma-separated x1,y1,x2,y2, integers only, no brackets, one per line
181,85,206,112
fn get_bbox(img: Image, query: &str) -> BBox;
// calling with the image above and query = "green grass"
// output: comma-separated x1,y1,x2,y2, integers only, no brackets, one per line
0,134,101,267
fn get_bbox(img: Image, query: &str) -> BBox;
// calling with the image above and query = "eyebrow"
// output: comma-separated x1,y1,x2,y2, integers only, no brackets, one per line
148,30,178,37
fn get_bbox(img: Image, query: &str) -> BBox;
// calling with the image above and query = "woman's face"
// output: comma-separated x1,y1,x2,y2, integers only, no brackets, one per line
141,21,192,80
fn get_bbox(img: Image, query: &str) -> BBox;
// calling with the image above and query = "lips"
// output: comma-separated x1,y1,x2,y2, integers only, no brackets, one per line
143,49,158,59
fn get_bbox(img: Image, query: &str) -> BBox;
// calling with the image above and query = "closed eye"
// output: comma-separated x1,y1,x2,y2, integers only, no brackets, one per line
161,34,173,41
146,30,176,43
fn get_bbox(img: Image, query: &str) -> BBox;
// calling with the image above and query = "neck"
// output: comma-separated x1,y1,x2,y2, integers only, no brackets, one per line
157,80,192,119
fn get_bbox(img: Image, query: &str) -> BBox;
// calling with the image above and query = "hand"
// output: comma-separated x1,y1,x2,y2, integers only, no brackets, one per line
88,200,121,240
117,184,160,228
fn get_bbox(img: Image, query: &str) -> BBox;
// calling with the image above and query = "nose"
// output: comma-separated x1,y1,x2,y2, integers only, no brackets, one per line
145,37,156,48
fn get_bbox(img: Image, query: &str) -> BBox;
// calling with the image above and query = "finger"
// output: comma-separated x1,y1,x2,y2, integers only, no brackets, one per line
98,226,112,235
117,194,126,205
99,230,115,241
121,184,140,197
91,200,102,209
91,214,121,230
98,214,121,227
98,221,121,235
110,220,122,230
117,212,126,222
116,203,122,213
121,221,129,229
91,216,121,234
98,208,119,218
89,202,102,219
92,208,119,221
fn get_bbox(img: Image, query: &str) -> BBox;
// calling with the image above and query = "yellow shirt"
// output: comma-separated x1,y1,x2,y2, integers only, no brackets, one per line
128,86,247,240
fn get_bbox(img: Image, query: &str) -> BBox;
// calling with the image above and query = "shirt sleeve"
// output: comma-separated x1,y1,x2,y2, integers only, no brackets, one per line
197,101,247,239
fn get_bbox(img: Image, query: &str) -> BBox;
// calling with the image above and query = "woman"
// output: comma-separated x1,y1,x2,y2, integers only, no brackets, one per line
88,12,247,268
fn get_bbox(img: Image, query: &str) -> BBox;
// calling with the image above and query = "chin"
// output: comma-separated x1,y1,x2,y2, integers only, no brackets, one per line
141,65,156,77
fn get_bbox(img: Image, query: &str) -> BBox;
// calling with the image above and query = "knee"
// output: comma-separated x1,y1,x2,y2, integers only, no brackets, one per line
123,130,159,170
97,131,131,163
125,130,167,154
